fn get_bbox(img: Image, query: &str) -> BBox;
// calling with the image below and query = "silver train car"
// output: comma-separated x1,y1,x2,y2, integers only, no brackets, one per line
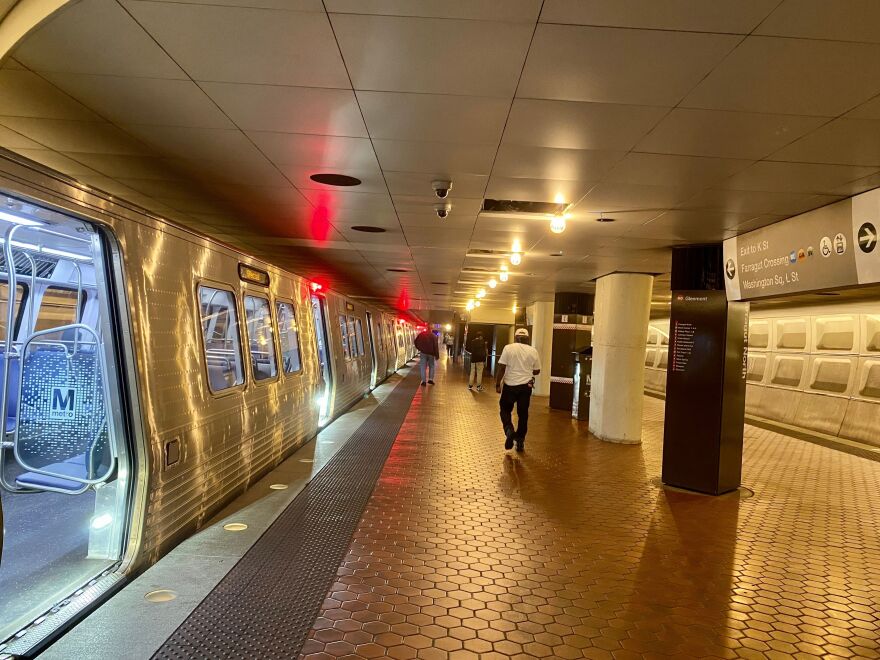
0,150,418,656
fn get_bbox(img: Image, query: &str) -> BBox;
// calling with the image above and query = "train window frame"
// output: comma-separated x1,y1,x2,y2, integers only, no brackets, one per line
339,314,351,360
274,298,303,376
195,281,247,396
0,282,29,342
355,317,365,357
243,292,280,386
347,315,359,357
32,283,88,333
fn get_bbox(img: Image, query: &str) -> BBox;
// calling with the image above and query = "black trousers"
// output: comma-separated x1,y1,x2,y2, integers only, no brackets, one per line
499,383,532,441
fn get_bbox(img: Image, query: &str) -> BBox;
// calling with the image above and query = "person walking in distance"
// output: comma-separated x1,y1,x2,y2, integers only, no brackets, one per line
495,328,541,452
444,332,454,357
467,330,488,391
414,327,440,386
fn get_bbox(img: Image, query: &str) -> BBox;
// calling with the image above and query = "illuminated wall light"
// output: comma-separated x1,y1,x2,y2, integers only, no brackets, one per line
550,214,566,234
488,278,497,289
553,193,566,204
476,288,486,298
499,271,509,282
510,252,522,266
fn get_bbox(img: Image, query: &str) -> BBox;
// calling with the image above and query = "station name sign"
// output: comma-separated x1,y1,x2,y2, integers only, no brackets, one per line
723,189,880,301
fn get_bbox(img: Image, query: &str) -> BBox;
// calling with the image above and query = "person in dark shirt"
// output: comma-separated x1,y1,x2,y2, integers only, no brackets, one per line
414,328,439,386
467,331,488,391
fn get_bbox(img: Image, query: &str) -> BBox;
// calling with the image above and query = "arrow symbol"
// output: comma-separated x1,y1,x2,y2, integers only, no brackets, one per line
859,222,877,253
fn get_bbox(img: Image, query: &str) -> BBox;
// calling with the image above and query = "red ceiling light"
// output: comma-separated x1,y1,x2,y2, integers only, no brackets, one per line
310,281,325,294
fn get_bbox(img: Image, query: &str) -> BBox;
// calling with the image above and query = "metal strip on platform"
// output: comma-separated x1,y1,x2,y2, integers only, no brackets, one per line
151,369,421,660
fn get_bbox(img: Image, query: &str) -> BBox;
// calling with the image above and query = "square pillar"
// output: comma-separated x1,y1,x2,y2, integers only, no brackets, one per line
662,246,749,495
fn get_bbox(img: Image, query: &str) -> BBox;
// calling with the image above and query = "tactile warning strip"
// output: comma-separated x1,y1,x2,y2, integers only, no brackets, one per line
151,369,421,660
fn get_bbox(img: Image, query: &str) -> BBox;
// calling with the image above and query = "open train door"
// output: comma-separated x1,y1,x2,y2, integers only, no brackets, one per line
365,311,378,389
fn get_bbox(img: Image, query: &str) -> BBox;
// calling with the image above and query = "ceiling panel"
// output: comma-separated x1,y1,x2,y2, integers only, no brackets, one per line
519,25,739,106
299,189,396,214
282,166,388,194
635,210,749,241
13,0,187,79
67,153,179,180
0,70,100,121
492,145,624,181
577,182,692,212
331,14,533,97
132,0,323,8
540,0,778,33
756,0,880,44
393,196,482,216
200,83,367,136
326,0,542,20
372,139,497,175
383,172,488,199
768,118,880,167
357,91,509,144
636,108,826,160
42,73,234,129
717,161,879,194
396,212,477,229
504,99,667,151
603,153,753,191
10,149,101,176
0,125,44,149
246,133,377,169
119,125,267,162
125,2,349,87
847,95,880,120
683,36,880,117
0,117,149,155
679,188,843,217
484,177,592,204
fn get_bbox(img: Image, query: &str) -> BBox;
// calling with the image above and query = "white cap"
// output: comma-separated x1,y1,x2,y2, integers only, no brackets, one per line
515,328,529,338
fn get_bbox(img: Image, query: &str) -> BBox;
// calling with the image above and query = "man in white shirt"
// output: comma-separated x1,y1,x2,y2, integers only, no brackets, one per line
495,328,541,452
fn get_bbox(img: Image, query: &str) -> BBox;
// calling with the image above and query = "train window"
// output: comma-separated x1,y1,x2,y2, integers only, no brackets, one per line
34,286,84,332
347,315,359,357
339,314,351,359
275,301,302,374
244,295,278,382
0,283,27,340
198,286,245,391
355,317,365,357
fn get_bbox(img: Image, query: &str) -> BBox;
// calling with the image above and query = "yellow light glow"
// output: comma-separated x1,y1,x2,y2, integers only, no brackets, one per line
550,215,566,234
488,278,497,288
512,304,517,313
477,288,486,298
499,271,509,282
444,323,452,331
475,300,481,307
512,239,522,253
466,300,474,311
554,193,566,204
510,252,522,266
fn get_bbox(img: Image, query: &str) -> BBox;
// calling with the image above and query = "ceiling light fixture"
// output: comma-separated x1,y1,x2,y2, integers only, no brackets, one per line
466,300,474,311
475,300,481,307
510,252,522,266
499,271,509,282
476,288,486,298
550,213,566,234
488,278,497,289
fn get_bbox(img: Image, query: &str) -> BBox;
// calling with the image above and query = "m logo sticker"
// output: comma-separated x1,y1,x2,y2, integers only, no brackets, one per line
50,387,77,420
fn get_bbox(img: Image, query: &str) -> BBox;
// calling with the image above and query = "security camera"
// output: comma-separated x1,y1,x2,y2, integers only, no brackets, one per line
434,204,451,219
432,180,452,199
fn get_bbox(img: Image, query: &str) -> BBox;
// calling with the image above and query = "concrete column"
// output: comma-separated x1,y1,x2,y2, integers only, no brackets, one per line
528,301,554,396
589,273,654,444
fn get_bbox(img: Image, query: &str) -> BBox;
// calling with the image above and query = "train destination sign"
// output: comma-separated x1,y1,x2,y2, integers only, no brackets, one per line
723,188,880,301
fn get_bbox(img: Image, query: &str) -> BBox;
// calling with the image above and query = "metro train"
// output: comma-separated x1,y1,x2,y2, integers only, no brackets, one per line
0,150,419,656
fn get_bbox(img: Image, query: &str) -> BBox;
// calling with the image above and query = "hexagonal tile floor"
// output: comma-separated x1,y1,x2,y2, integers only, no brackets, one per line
300,360,880,660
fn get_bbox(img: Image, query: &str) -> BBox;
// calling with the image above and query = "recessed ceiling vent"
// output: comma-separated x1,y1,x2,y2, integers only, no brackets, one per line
482,199,566,215
466,248,509,256
462,266,495,273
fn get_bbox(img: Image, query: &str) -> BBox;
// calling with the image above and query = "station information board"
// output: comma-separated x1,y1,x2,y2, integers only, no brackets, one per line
723,188,880,301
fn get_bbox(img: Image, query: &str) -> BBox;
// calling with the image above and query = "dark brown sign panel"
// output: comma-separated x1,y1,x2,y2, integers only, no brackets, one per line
662,291,748,495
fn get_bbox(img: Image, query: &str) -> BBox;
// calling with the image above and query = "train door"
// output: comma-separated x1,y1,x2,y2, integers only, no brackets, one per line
310,295,332,425
0,196,132,652
365,311,378,389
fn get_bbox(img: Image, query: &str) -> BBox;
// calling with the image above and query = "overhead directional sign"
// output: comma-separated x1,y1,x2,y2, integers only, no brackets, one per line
858,222,877,253
723,188,880,301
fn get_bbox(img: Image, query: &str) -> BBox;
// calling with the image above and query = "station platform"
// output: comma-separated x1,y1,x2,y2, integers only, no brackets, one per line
44,358,880,660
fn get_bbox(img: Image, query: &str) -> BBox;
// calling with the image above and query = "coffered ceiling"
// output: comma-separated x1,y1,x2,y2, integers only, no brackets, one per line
1,0,880,312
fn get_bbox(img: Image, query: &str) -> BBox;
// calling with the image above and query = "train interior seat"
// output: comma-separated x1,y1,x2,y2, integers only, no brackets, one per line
14,345,109,493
